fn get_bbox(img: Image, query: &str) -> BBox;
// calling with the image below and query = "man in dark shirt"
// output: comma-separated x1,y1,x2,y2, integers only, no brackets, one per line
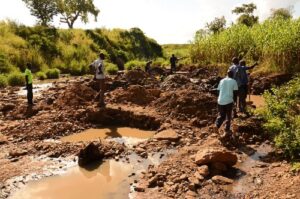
170,54,178,74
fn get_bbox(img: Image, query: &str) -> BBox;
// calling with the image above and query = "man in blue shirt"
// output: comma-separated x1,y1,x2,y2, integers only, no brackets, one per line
215,70,238,132
230,59,258,113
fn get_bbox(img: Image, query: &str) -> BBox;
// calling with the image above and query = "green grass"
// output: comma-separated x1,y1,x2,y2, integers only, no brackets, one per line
35,71,47,80
105,63,118,75
7,72,25,86
0,75,8,88
46,68,60,79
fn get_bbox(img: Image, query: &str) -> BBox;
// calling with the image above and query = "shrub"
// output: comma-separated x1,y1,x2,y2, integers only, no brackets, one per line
0,75,8,88
105,63,118,75
258,76,300,159
36,71,47,80
46,68,60,79
125,60,146,71
7,72,25,86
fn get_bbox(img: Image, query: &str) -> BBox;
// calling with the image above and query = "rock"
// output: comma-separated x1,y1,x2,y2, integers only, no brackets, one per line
211,175,234,184
154,129,179,141
9,149,27,158
78,142,104,166
211,162,227,171
194,172,204,181
134,183,146,192
195,147,237,166
0,134,8,144
0,103,15,112
197,165,209,177
188,177,200,185
148,175,158,187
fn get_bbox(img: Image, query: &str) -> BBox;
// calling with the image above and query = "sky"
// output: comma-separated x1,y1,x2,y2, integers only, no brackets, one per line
0,0,299,44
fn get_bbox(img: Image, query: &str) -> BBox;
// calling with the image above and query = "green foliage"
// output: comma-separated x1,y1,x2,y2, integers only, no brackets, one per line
270,8,293,20
291,162,300,172
46,68,60,79
232,3,258,27
206,16,226,34
125,60,146,71
7,72,25,86
258,76,300,159
191,18,300,74
56,0,99,29
36,71,47,80
0,21,162,76
0,75,8,88
22,0,58,26
105,63,118,75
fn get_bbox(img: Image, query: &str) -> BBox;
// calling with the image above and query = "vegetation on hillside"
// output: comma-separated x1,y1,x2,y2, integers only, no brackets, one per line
0,21,163,86
258,76,300,160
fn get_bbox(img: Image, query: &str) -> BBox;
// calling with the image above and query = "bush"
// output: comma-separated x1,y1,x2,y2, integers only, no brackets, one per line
36,71,47,80
105,63,118,75
7,72,25,86
258,76,300,159
46,68,60,79
0,75,8,88
125,60,146,71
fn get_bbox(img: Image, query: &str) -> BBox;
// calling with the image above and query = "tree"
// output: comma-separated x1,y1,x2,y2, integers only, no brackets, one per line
270,8,293,20
22,0,58,26
232,3,258,27
56,0,100,29
206,16,226,34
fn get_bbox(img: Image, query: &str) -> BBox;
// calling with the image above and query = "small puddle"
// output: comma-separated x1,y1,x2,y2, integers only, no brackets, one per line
61,127,155,146
18,83,53,96
227,143,273,194
10,151,173,199
248,95,265,108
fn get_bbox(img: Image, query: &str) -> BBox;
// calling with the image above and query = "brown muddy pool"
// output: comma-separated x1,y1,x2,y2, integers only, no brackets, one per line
9,152,172,199
61,127,155,146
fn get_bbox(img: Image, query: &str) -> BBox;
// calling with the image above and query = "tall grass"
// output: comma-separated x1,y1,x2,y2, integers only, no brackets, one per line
191,18,300,74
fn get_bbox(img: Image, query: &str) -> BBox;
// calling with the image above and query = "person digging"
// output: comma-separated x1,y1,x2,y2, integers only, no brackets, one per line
90,53,106,107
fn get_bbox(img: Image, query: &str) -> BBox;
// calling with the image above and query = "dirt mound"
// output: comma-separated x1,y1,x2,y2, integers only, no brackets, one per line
56,82,96,106
251,73,293,94
124,69,149,84
109,85,160,105
161,74,190,89
153,89,217,121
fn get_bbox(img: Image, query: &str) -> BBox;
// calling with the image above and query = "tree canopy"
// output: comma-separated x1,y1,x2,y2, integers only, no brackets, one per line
206,16,226,34
232,3,258,27
22,0,58,26
270,8,293,20
56,0,100,29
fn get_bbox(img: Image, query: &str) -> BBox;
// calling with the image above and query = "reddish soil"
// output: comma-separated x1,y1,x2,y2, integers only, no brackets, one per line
0,69,299,199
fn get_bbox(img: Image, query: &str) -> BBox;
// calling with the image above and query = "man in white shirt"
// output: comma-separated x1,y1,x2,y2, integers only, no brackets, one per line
90,53,106,107
215,70,238,132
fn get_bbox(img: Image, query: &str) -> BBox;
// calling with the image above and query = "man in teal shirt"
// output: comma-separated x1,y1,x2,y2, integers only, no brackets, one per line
24,63,33,105
215,70,238,132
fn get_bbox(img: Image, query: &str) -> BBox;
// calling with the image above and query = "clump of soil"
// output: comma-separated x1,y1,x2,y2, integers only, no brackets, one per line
160,74,190,90
153,89,217,121
251,73,293,94
109,85,161,105
56,82,96,106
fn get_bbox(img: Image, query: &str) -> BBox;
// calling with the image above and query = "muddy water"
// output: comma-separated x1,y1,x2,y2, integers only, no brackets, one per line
10,152,173,199
248,95,265,108
61,127,155,146
228,143,273,194
18,83,53,96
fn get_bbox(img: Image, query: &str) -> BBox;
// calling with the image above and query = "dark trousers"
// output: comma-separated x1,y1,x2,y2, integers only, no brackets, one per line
26,84,33,104
238,85,248,113
170,65,176,74
216,103,233,131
